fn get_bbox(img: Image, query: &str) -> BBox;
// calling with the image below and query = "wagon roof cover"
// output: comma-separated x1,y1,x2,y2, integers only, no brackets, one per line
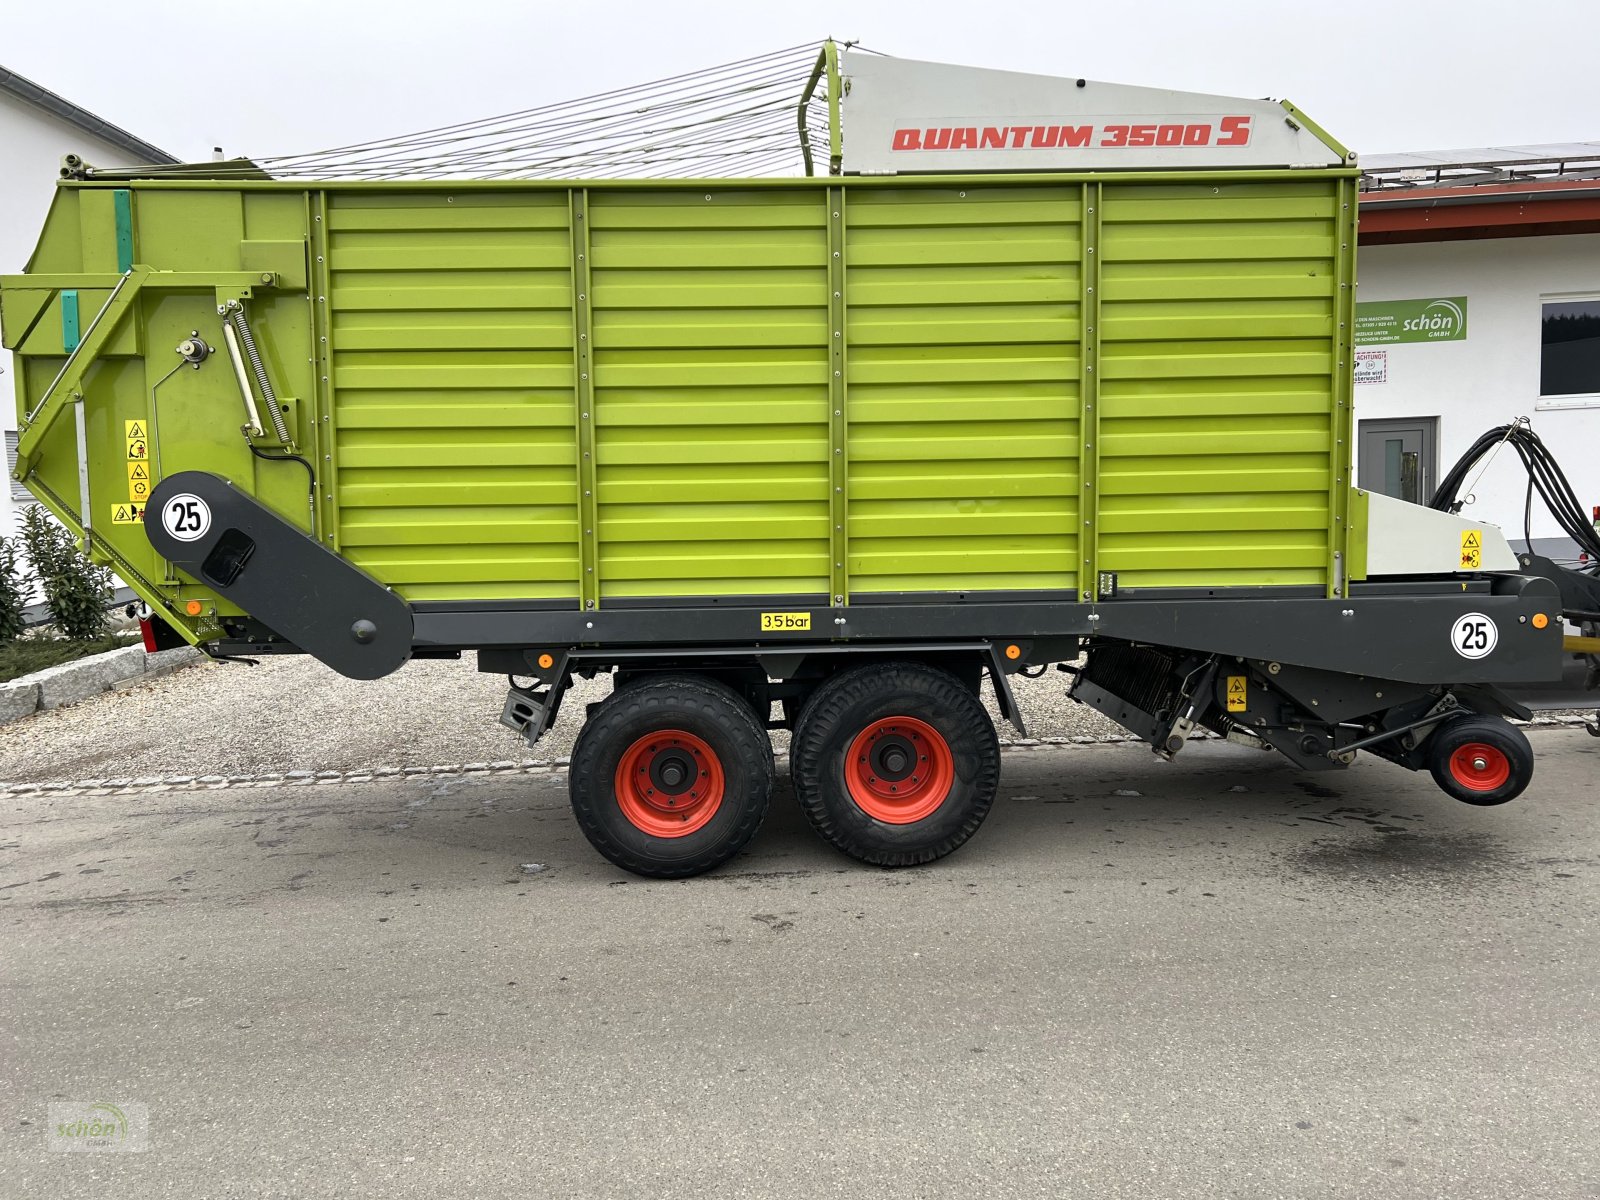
76,41,1351,183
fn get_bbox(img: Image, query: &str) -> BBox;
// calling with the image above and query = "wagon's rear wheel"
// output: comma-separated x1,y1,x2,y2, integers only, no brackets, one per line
791,662,1000,867
570,675,773,878
1426,714,1534,806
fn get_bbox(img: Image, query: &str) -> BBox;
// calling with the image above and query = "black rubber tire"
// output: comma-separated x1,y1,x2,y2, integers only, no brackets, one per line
1426,714,1534,806
791,662,1000,867
569,675,773,878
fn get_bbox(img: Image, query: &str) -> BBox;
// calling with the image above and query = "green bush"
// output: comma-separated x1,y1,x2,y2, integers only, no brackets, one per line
0,535,25,643
18,505,111,641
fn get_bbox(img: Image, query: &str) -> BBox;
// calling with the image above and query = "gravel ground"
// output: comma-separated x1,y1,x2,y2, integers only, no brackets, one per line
0,654,1126,784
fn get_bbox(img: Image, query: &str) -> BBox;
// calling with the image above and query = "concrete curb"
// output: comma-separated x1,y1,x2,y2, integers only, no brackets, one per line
0,714,1591,797
0,644,203,727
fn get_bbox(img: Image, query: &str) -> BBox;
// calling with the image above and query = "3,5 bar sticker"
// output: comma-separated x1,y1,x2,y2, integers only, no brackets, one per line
760,612,811,632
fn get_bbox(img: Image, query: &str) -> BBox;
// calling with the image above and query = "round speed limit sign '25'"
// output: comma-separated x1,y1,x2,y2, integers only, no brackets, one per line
1450,612,1498,660
161,494,212,543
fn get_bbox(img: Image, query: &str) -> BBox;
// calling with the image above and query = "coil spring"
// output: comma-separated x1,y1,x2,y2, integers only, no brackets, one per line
228,307,291,445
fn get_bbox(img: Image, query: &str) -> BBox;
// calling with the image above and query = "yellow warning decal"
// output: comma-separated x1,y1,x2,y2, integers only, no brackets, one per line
128,461,152,502
1226,675,1248,712
125,419,150,462
109,503,146,525
1460,528,1483,570
760,612,811,632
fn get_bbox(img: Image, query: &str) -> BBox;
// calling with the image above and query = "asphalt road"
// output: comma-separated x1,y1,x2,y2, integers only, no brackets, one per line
3,732,1597,1199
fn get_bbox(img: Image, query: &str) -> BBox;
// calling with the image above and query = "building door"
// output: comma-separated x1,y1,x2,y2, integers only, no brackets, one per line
1357,417,1438,505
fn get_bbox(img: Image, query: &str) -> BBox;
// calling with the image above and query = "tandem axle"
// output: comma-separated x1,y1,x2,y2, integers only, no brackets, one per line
467,597,1551,876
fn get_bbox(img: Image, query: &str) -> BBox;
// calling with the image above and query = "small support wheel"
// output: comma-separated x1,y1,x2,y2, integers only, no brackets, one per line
570,675,773,878
1427,715,1534,807
791,662,999,867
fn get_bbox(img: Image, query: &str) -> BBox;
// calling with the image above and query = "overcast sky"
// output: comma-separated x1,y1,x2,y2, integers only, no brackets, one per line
3,0,1596,165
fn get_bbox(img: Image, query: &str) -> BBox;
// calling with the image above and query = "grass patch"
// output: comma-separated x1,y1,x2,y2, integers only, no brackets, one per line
0,633,139,683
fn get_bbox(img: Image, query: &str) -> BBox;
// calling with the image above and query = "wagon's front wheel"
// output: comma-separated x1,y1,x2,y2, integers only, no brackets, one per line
1426,714,1534,806
570,675,773,878
791,663,1000,867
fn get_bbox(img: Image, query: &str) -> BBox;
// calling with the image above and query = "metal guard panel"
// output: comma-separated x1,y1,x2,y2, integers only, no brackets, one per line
146,472,413,680
841,55,1348,174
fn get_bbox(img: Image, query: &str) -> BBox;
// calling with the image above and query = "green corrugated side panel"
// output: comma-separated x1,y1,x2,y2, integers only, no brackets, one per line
589,189,831,599
1095,180,1345,588
844,186,1083,595
325,191,581,601
10,169,1359,615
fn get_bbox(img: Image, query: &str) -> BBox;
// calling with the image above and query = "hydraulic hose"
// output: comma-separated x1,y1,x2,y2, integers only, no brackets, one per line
1428,421,1600,567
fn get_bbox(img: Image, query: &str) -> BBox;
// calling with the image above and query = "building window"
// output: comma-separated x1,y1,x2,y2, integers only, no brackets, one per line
1539,296,1600,408
5,430,34,503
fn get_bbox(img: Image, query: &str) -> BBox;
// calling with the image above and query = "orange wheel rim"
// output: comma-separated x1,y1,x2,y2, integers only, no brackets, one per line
843,716,954,824
614,730,725,838
1448,742,1510,792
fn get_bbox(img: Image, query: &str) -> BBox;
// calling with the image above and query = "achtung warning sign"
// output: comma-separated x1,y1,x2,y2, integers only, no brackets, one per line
1460,529,1483,570
124,420,146,440
109,503,146,525
128,461,151,502
1225,675,1248,712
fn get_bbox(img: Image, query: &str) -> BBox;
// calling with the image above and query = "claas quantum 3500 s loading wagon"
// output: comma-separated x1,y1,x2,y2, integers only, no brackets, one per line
2,45,1574,876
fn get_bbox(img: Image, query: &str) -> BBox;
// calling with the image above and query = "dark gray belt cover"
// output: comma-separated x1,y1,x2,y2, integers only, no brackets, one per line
145,471,412,680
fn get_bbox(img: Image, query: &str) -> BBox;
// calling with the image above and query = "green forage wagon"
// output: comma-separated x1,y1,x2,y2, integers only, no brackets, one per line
4,44,1571,876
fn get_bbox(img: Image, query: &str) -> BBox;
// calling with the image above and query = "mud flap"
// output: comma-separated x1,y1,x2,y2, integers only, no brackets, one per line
145,471,412,680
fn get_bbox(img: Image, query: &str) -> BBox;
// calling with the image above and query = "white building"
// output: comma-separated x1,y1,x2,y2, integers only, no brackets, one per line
1,65,176,538
1355,146,1600,561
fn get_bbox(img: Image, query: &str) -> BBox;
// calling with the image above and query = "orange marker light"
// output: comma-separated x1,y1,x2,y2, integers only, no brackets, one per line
537,653,555,669
185,599,203,616
1532,613,1549,630
1004,644,1022,660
